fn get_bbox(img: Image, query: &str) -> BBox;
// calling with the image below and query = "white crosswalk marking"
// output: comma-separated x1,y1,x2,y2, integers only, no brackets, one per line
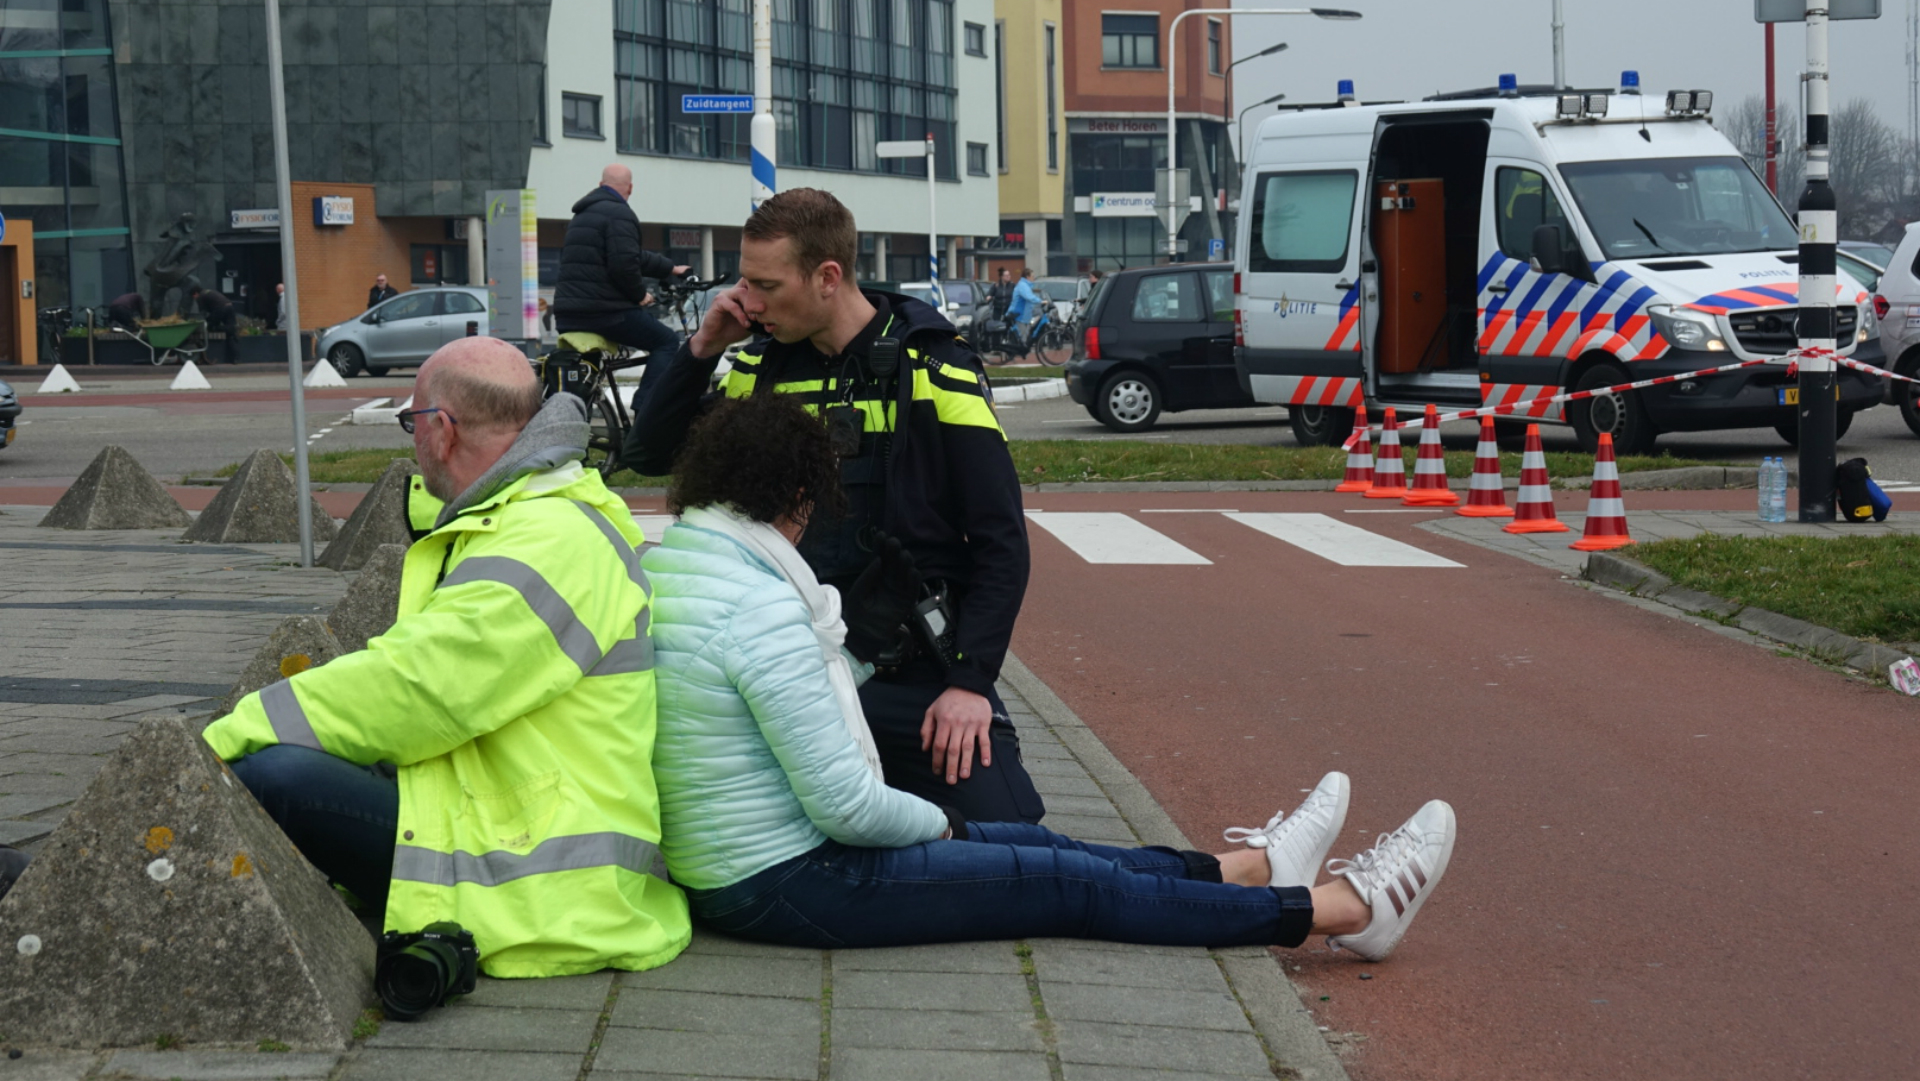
1225,513,1463,568
1024,512,1212,565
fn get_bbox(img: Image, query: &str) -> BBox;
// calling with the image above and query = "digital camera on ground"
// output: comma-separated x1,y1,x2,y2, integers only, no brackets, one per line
376,922,479,1022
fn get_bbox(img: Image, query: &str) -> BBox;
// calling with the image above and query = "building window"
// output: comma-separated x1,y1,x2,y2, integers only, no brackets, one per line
562,93,602,138
1207,19,1222,75
615,0,952,178
993,20,1007,172
1044,23,1058,172
967,141,989,176
409,244,471,286
1101,13,1158,69
964,21,986,57
534,65,550,145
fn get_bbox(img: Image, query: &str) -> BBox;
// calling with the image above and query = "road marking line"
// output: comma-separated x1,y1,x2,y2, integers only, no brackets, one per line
1226,513,1464,568
1139,508,1240,513
1024,511,1212,565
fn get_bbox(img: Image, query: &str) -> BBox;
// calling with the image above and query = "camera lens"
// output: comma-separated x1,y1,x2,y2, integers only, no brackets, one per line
375,939,459,1023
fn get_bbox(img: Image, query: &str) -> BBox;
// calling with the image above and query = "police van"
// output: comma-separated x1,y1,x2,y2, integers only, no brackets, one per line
1233,75,1883,452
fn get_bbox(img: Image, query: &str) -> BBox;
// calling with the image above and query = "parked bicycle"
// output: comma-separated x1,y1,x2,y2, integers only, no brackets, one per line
979,299,1071,367
36,305,71,366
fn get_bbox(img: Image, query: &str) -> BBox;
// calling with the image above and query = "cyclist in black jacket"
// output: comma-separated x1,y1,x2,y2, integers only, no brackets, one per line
553,164,689,358
627,188,1042,824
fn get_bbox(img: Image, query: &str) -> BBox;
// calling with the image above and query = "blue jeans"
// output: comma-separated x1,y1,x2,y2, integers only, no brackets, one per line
229,745,399,915
686,822,1314,950
557,306,682,359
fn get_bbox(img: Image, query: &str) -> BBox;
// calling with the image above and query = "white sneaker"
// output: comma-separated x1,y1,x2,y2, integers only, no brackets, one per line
1223,771,1350,889
1326,799,1457,962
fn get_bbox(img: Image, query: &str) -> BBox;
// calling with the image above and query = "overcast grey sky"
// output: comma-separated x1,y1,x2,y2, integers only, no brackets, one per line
1229,0,1914,140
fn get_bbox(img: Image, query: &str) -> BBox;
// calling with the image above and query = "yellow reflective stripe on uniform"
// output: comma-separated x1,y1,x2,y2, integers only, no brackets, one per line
722,351,765,398
391,830,668,887
260,679,323,751
912,368,1004,434
440,556,603,673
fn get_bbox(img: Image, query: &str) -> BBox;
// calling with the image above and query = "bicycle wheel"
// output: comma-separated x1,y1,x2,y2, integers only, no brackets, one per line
1034,323,1072,367
584,390,627,478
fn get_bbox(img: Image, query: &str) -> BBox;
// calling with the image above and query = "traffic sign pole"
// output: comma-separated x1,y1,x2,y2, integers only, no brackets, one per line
1796,0,1838,521
751,0,775,210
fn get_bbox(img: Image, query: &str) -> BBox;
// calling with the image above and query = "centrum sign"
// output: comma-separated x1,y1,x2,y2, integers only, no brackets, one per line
1089,192,1159,218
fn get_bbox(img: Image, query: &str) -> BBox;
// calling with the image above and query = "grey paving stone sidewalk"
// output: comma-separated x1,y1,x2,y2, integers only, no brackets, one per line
0,506,1349,1081
1421,507,1920,575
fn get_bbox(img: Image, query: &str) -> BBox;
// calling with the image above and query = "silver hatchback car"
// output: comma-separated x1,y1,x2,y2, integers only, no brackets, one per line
318,287,491,377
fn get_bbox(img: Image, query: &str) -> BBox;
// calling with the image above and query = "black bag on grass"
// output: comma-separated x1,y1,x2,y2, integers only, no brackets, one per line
1836,458,1892,522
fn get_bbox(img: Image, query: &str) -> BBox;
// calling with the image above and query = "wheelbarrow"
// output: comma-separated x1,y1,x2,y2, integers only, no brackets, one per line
135,320,206,366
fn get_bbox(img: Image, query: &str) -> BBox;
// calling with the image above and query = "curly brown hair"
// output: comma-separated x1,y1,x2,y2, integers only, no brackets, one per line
667,393,848,527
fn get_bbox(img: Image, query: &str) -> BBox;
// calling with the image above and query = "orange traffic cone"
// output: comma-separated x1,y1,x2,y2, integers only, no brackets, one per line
1503,423,1570,534
1335,406,1375,493
1402,404,1460,506
1364,407,1409,499
1457,415,1514,518
1571,432,1634,551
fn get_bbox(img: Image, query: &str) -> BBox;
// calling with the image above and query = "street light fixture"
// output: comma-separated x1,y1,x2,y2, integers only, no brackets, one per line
1163,7,1362,259
1226,40,1288,75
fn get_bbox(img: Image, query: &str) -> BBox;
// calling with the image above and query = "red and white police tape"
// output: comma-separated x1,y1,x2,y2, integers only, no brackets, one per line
1341,347,1861,449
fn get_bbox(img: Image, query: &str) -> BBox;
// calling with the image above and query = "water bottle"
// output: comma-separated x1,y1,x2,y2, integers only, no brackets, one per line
1761,458,1788,522
1757,458,1773,520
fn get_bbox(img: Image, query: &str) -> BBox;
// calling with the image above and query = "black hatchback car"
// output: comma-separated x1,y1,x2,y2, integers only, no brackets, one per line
1066,262,1251,432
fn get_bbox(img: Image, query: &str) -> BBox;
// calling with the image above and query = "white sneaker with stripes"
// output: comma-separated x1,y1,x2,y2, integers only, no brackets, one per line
1223,771,1350,889
1326,799,1457,962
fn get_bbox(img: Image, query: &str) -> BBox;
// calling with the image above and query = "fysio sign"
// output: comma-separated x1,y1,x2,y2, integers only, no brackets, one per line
1089,192,1158,218
311,196,355,227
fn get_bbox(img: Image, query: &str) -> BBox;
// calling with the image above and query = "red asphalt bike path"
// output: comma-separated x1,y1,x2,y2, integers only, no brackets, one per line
1012,490,1920,1081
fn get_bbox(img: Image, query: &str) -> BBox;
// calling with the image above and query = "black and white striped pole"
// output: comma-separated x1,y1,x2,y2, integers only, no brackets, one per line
1795,0,1837,521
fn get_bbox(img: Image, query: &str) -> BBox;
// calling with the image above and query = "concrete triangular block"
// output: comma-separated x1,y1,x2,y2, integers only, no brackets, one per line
35,363,81,394
183,450,340,545
318,459,416,571
0,717,374,1050
220,615,346,715
169,360,211,391
303,359,347,388
327,544,406,653
39,445,192,530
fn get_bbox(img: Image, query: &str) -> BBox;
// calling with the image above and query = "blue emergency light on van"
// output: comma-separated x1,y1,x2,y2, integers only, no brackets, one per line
1498,73,1518,94
1338,79,1355,101
1620,70,1641,93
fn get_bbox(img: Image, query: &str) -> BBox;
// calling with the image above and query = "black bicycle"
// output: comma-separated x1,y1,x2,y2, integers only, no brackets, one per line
538,274,731,477
37,305,72,366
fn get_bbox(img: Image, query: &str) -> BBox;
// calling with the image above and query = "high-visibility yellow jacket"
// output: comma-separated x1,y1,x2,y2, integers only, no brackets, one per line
205,451,688,978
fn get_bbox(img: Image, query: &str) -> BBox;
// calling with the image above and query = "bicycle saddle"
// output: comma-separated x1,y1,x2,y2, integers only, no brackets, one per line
557,331,623,355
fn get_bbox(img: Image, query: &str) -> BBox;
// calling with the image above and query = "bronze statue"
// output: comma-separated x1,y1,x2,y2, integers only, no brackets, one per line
143,213,222,317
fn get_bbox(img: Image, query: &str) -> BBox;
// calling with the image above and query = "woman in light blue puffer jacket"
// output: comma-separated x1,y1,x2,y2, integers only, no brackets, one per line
642,394,1458,962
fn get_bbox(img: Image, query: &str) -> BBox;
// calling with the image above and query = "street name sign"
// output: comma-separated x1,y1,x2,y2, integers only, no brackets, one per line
682,94,754,113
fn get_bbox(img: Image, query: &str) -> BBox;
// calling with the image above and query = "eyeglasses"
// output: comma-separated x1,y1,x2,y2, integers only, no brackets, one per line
397,407,454,434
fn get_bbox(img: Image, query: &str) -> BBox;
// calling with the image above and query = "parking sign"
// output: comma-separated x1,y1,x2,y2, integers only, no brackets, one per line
1207,238,1225,261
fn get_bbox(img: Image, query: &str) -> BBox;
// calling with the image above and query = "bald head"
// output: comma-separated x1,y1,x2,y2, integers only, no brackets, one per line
417,337,542,436
601,164,633,198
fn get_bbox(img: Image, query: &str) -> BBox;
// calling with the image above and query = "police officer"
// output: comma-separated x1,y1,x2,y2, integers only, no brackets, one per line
627,188,1043,824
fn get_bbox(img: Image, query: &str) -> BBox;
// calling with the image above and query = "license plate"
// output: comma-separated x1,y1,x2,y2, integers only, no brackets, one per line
1776,387,1841,406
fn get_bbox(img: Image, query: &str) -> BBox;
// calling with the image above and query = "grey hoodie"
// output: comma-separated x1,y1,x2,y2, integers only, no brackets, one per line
434,393,591,529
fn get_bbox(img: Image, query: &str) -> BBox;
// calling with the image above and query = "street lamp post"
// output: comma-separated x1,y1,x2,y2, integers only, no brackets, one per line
751,0,775,210
263,0,313,567
1237,90,1287,174
1227,40,1288,75
1163,8,1360,259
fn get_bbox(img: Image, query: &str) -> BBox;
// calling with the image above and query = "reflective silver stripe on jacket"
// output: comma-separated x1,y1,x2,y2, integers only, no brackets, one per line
570,500,650,595
390,831,666,887
260,679,323,751
439,555,603,672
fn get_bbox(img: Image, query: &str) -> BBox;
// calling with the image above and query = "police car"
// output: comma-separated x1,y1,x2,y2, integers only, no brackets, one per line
1234,73,1882,453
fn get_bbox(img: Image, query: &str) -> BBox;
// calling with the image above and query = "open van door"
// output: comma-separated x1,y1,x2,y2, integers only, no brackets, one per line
1238,168,1368,444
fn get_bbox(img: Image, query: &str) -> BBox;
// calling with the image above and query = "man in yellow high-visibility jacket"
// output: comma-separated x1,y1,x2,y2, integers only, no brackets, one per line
203,336,688,979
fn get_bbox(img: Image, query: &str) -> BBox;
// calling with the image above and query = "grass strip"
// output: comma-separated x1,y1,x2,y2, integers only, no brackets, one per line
224,444,1720,487
1632,533,1920,644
